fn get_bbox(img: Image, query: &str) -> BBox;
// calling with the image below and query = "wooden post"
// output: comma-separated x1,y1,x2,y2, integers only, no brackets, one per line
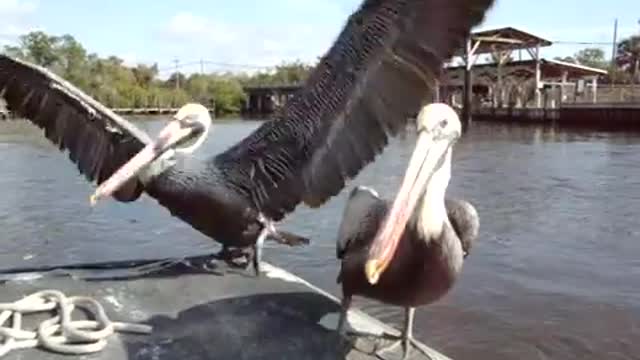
560,71,568,103
495,50,513,108
257,94,262,115
534,44,542,108
462,36,473,131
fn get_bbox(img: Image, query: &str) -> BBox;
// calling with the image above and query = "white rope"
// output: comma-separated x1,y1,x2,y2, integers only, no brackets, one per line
0,290,152,357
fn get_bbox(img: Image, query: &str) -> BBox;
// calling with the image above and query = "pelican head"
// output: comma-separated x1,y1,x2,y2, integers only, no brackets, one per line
170,103,212,154
89,103,212,205
365,103,461,285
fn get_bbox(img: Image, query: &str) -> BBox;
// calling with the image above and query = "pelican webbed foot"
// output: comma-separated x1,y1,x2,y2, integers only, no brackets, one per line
196,246,253,273
338,305,432,360
374,307,433,360
217,246,253,268
373,336,433,360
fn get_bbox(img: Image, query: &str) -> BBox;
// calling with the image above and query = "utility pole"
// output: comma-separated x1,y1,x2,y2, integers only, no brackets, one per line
610,18,618,69
173,58,180,90
200,58,205,74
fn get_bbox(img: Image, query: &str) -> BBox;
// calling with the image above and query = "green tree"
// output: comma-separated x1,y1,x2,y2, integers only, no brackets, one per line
54,34,89,88
553,56,576,63
2,30,314,115
554,48,608,69
242,60,314,86
8,31,60,67
132,64,159,88
209,77,246,115
573,48,608,69
616,34,640,83
164,72,187,89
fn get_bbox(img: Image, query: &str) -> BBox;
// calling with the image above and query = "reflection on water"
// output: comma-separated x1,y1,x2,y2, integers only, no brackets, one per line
1,117,639,360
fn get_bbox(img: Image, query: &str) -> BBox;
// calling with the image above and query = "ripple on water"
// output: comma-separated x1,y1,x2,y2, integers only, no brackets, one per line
1,119,640,360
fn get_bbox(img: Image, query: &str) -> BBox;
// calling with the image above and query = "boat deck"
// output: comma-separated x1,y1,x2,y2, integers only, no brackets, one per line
0,256,450,360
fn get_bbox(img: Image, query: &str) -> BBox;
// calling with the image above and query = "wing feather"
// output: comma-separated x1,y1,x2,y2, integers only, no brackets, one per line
336,186,388,259
0,55,150,201
215,0,495,221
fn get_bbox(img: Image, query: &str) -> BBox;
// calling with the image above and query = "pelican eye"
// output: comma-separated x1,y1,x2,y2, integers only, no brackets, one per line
181,114,198,126
439,119,448,128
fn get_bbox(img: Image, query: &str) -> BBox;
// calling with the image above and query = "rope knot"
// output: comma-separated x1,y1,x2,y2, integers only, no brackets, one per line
0,289,152,357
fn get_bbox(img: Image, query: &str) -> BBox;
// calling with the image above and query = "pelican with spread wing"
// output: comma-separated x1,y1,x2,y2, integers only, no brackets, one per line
0,0,494,275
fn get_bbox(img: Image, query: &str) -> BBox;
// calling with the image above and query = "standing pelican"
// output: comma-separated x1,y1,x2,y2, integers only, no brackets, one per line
0,0,493,275
335,104,479,359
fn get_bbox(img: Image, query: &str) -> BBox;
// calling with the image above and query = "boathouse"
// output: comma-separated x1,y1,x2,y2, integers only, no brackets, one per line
241,26,639,127
447,26,640,127
443,58,609,109
241,84,302,118
444,27,613,109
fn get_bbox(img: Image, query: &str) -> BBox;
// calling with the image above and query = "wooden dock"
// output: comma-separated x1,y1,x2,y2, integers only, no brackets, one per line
471,103,640,129
111,107,181,115
110,108,216,116
1,107,215,119
0,256,450,360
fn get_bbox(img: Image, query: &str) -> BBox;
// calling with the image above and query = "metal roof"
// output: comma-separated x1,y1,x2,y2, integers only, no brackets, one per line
455,27,553,57
445,59,607,81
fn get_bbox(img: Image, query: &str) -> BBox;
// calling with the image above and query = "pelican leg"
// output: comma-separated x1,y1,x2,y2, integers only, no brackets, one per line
375,307,432,360
252,213,277,277
337,295,352,337
252,213,310,277
252,224,269,277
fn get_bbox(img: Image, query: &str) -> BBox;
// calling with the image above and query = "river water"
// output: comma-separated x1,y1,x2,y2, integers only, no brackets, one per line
1,118,639,360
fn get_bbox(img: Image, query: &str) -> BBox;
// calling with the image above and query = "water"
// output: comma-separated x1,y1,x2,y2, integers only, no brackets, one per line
1,118,639,360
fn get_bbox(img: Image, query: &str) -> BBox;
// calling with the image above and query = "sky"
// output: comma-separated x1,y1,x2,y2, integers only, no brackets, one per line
0,0,638,76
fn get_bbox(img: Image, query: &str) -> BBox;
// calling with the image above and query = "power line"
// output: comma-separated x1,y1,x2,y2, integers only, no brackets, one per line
156,60,201,73
551,40,615,46
201,60,271,69
147,36,630,75
155,59,274,74
173,58,180,89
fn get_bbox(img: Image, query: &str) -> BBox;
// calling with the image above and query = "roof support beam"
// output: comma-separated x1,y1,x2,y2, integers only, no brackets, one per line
525,45,543,107
491,48,513,108
462,35,474,130
472,35,525,44
590,76,598,103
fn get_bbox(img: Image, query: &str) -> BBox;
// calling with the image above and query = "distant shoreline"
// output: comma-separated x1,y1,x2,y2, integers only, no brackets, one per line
0,108,267,123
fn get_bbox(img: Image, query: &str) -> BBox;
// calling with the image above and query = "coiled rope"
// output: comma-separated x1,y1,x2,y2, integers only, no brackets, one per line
0,290,152,357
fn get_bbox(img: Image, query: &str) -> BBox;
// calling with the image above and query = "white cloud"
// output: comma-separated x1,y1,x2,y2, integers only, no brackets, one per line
0,0,37,14
157,1,349,75
0,0,38,46
119,52,139,68
164,12,237,47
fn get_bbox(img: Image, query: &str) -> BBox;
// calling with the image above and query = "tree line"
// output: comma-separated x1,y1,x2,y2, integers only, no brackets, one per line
552,33,640,84
2,29,639,115
2,31,314,116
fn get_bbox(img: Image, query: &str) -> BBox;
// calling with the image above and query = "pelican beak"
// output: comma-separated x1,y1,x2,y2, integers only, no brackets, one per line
364,127,459,285
89,118,199,206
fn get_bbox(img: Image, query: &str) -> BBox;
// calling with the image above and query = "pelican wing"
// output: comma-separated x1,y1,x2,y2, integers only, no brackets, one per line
215,0,495,220
336,186,388,259
445,198,480,243
0,55,150,200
